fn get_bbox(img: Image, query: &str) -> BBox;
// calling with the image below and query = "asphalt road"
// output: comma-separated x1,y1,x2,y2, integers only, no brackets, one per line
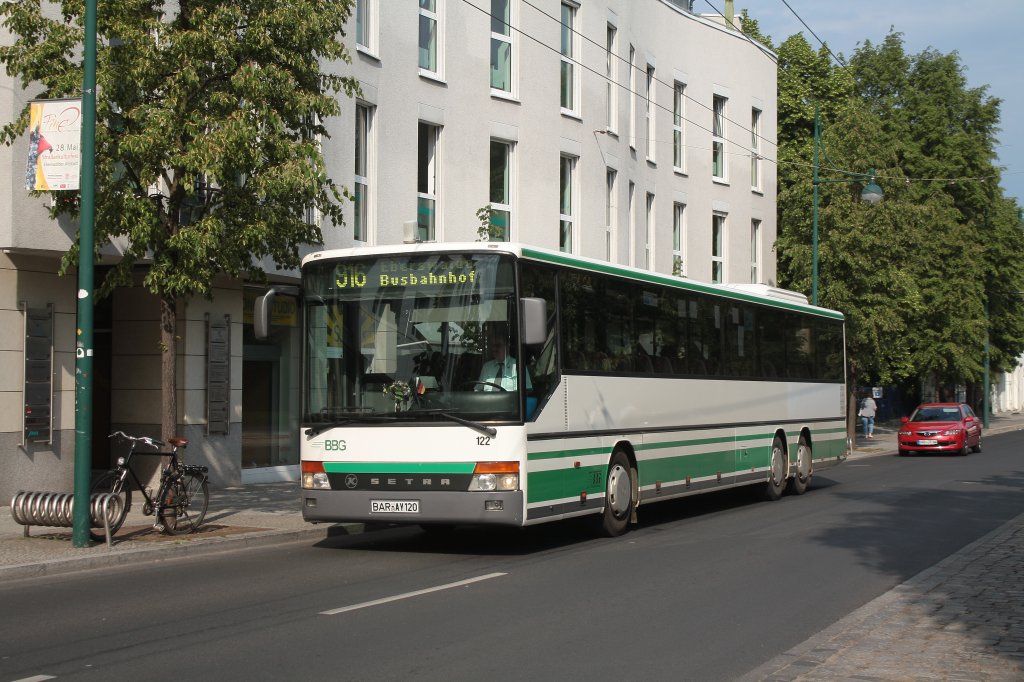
2,430,1023,682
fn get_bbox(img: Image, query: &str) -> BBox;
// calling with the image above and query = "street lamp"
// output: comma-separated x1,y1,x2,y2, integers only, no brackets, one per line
811,104,883,306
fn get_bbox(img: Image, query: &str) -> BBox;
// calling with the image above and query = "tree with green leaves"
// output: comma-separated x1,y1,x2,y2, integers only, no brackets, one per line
847,33,1024,398
770,28,1024,417
1,0,359,443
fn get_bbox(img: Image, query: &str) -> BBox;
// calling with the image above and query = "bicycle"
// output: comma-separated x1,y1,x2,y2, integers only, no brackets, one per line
89,431,210,541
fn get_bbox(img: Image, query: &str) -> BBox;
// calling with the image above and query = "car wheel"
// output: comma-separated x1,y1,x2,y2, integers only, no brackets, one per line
960,438,970,456
972,437,982,454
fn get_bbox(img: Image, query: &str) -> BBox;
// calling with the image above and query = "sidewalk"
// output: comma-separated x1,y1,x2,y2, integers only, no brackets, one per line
0,481,348,581
3,413,1024,681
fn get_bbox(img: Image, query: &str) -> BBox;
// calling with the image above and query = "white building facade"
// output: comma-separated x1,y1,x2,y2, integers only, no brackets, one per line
0,0,781,500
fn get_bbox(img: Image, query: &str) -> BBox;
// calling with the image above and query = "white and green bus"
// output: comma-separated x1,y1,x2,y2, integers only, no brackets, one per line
263,242,848,536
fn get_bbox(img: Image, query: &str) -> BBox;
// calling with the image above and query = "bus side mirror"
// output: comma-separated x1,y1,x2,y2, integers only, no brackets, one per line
253,290,276,340
521,297,547,346
253,286,300,340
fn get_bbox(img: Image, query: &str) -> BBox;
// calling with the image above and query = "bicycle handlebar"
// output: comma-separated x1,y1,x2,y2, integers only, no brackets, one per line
108,430,166,449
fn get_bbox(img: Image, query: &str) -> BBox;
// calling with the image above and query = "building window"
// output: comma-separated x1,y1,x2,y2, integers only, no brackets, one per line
712,95,727,180
750,219,761,283
673,82,685,172
750,108,762,191
712,212,726,283
560,2,578,113
417,122,439,241
605,168,616,261
490,0,513,93
559,155,576,253
419,0,441,76
673,202,685,276
355,0,376,53
646,64,656,162
628,45,636,149
354,103,372,242
644,192,654,269
489,139,512,241
606,24,617,133
627,180,636,266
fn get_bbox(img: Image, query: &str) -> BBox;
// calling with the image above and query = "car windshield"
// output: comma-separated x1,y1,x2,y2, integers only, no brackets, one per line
302,252,524,424
910,406,961,422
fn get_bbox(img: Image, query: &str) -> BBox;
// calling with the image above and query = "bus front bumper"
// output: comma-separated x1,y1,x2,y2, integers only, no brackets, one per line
301,489,524,527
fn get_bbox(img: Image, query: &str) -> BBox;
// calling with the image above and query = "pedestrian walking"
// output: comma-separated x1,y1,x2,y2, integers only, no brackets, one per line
859,393,878,439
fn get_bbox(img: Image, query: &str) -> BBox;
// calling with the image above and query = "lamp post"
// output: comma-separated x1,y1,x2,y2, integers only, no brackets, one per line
72,0,98,547
811,104,883,306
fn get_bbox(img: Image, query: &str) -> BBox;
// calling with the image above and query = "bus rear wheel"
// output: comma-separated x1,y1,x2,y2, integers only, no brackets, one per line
600,450,634,537
765,436,787,501
787,435,812,495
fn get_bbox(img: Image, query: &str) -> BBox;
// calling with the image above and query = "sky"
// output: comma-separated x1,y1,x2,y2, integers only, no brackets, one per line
734,0,1024,206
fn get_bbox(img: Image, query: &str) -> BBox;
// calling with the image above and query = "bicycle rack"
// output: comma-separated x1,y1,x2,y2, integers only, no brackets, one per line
10,491,123,547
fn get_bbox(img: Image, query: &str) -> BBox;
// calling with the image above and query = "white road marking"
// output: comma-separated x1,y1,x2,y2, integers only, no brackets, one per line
320,572,507,615
12,676,56,682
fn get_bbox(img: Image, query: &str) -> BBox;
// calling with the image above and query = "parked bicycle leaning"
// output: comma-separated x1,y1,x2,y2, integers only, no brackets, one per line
89,431,210,542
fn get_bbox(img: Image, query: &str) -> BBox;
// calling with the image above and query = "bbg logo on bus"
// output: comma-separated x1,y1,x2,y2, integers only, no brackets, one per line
322,439,347,451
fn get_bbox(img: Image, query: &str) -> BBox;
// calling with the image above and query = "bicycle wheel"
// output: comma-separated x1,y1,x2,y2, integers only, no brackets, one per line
160,472,209,535
88,471,132,542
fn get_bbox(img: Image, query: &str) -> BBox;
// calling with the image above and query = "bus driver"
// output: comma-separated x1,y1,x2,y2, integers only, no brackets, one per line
477,338,531,392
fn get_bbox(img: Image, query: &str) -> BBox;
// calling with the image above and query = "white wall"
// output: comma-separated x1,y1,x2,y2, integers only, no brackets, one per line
327,0,778,285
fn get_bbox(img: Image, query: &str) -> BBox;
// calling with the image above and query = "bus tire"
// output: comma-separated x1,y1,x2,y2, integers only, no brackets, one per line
765,436,786,501
787,435,812,495
600,450,634,537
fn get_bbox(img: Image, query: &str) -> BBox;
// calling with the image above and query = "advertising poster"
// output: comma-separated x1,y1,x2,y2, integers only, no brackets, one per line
25,98,82,191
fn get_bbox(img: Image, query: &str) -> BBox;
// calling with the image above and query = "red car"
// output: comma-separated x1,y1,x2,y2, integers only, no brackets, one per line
897,403,982,456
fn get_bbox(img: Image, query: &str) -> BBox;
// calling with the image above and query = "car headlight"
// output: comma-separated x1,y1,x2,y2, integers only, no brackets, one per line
898,430,911,436
942,429,963,436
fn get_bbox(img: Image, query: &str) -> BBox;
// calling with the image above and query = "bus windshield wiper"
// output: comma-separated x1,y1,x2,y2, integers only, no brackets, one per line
304,412,397,437
411,408,497,437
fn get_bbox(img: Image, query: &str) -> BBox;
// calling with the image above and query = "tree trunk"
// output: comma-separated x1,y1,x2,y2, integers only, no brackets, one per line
160,295,177,442
847,364,859,451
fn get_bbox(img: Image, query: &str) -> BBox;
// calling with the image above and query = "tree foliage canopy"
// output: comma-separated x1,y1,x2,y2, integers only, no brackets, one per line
759,28,1024,391
1,0,358,296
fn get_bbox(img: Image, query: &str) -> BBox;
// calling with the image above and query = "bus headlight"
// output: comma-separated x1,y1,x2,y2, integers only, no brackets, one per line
302,461,331,490
303,472,331,489
469,462,519,491
470,473,497,491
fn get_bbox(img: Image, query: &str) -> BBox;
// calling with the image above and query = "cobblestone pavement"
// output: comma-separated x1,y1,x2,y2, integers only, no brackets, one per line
3,413,1024,681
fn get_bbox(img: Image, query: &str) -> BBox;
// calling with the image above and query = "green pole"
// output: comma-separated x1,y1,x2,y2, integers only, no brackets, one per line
72,0,98,547
811,104,821,307
983,297,990,429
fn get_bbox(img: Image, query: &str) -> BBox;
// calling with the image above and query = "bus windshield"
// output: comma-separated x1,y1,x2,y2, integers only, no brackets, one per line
303,252,524,425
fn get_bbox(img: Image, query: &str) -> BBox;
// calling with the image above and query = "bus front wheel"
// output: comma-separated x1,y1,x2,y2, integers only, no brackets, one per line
765,436,787,501
600,450,634,537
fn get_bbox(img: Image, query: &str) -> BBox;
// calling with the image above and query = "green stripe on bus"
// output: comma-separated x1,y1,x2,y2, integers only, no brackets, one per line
527,448,768,504
526,426,845,504
637,448,754,485
322,462,477,474
529,445,611,461
527,466,606,504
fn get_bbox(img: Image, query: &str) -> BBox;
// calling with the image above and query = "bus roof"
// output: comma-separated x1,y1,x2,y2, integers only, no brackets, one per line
302,242,844,320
